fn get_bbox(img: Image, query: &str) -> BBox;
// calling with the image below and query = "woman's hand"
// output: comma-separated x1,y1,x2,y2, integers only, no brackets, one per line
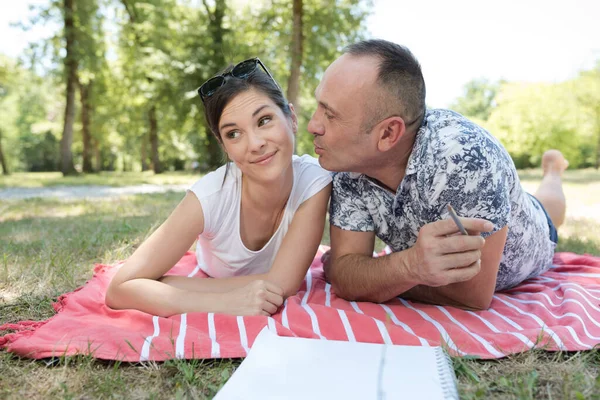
221,280,284,316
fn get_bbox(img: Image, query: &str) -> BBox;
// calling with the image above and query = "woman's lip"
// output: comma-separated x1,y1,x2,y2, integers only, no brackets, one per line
253,151,277,164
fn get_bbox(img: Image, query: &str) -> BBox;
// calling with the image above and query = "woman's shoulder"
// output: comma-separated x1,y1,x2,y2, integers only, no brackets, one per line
290,155,332,206
292,154,331,178
188,163,239,200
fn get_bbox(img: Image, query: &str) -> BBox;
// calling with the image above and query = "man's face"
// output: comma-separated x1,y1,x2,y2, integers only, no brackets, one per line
308,54,380,172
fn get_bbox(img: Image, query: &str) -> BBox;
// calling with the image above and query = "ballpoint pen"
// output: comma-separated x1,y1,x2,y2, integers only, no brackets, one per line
447,205,468,236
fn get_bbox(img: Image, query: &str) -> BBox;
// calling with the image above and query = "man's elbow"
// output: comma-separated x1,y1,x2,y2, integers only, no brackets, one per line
329,279,388,303
460,293,493,311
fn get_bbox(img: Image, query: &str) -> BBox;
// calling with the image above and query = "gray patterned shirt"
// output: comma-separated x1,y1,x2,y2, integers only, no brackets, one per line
330,109,556,291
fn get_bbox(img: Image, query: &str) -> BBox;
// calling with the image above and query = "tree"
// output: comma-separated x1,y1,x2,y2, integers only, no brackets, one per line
60,0,79,175
0,129,8,175
76,0,107,173
450,78,500,121
228,0,372,155
0,57,13,175
7,0,372,173
119,0,189,174
287,0,303,115
201,0,228,169
574,63,600,168
485,81,589,168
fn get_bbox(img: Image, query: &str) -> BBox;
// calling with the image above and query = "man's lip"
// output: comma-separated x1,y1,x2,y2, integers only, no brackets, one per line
252,151,277,164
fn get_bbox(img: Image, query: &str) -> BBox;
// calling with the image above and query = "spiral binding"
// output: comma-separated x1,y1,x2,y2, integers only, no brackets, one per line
434,347,459,400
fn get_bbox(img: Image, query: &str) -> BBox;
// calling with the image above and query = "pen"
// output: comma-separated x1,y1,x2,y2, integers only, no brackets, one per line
447,205,468,236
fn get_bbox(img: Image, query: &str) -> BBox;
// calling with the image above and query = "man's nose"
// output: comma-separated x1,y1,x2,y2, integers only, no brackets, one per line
308,112,324,136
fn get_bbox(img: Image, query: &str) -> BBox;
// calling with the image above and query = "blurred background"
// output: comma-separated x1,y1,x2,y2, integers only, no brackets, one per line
0,0,599,176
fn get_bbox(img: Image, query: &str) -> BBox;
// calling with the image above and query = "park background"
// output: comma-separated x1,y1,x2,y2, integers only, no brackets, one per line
1,0,599,398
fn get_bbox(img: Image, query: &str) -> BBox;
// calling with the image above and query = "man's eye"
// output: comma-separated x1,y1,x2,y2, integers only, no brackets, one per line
225,130,241,139
258,116,272,127
324,113,334,120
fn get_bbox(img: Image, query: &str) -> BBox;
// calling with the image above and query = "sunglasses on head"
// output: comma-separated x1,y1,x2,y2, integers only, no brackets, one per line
198,58,278,102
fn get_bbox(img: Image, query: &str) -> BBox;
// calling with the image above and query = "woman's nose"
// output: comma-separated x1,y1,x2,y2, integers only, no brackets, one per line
248,130,267,151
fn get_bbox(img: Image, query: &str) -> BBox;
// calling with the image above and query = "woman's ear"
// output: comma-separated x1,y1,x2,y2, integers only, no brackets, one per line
289,103,298,134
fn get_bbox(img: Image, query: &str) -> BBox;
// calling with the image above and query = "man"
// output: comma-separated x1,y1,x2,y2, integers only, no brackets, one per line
308,39,568,310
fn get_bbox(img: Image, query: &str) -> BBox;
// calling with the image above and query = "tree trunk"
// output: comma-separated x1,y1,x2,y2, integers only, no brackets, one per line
287,0,303,116
60,0,78,176
141,134,149,171
202,0,227,169
148,105,162,174
93,138,101,172
596,122,600,169
0,129,9,175
79,81,93,173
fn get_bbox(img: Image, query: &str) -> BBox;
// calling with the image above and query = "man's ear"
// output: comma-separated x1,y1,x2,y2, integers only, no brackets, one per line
289,103,298,134
376,116,406,152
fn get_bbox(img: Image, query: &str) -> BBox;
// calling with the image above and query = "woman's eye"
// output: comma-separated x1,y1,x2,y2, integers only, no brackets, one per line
225,130,241,139
258,116,272,127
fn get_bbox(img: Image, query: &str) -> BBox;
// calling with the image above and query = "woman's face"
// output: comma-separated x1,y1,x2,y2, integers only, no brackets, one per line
218,89,296,182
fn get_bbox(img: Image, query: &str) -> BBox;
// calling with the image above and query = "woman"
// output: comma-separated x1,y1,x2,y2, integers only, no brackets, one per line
106,58,332,317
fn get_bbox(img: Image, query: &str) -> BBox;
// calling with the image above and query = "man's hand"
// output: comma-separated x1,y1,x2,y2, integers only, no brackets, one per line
221,280,284,316
404,217,493,287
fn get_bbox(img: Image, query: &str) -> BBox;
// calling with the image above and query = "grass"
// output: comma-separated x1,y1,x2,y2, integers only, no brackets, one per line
0,171,199,189
1,169,600,399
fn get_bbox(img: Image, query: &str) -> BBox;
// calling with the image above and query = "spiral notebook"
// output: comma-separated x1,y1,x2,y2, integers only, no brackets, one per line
214,327,458,400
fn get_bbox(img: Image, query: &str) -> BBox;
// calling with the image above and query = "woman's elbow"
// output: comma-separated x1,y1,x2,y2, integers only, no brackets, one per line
282,284,302,300
104,282,124,310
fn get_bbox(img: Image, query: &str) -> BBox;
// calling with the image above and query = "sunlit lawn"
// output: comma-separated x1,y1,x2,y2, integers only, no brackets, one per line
0,171,199,189
1,169,599,399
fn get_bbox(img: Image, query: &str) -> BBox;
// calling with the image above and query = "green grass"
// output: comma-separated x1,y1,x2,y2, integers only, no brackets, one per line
0,171,198,189
1,170,600,398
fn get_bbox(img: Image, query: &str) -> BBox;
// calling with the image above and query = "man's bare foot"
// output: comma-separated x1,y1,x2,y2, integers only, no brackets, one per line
542,150,569,175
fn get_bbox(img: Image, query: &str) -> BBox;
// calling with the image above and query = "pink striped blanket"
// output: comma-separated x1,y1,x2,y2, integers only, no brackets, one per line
2,246,600,361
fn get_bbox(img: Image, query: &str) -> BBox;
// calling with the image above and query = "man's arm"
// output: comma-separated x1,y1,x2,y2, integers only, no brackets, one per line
326,228,415,303
401,226,508,310
327,217,492,304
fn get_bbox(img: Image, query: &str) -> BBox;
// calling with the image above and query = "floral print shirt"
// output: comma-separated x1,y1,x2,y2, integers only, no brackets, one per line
330,109,556,291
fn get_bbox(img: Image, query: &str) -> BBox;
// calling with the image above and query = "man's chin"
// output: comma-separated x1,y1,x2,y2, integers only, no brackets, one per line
316,156,345,172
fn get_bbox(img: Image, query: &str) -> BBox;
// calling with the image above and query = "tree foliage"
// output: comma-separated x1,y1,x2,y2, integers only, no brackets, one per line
2,0,372,173
452,70,600,169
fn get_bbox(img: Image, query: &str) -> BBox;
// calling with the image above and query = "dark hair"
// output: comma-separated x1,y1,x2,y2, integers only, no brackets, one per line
344,39,426,128
203,65,291,145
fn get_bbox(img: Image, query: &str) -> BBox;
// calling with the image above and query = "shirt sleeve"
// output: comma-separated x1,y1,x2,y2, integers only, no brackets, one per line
295,155,333,205
429,131,512,238
186,166,228,237
329,173,375,232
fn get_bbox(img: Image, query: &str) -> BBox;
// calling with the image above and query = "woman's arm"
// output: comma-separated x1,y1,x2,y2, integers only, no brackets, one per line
107,192,284,317
105,192,209,315
266,183,332,297
159,184,332,299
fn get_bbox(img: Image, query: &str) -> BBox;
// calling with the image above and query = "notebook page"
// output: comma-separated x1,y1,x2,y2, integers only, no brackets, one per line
215,327,458,400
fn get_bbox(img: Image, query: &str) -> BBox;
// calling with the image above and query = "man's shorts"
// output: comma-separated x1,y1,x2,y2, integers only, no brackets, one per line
528,193,559,244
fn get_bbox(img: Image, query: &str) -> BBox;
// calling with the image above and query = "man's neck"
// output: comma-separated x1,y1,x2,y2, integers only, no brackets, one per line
364,134,416,194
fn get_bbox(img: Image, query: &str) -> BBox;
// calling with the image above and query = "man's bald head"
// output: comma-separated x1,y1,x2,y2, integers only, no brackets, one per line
343,40,426,131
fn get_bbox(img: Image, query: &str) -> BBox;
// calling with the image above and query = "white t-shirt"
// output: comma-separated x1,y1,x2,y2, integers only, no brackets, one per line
188,155,332,278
